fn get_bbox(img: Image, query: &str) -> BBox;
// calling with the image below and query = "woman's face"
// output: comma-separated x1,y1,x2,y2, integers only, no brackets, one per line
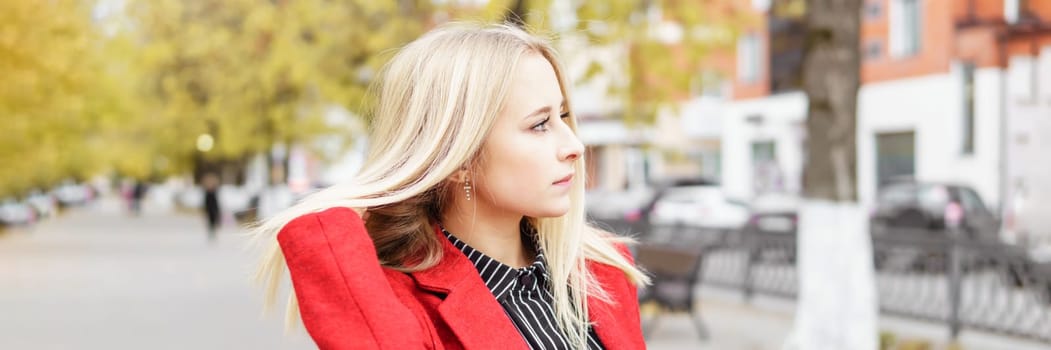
470,52,584,218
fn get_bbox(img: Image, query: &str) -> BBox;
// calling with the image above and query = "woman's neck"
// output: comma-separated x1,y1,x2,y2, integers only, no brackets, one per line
440,204,533,268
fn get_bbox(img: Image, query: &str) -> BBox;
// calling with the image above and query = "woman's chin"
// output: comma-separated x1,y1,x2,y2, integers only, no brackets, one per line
528,205,571,218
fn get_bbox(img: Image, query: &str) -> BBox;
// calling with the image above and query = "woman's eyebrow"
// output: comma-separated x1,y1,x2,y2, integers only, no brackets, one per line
523,100,566,119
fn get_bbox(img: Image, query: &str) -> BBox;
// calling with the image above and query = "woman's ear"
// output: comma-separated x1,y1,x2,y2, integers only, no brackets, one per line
446,163,472,185
446,168,468,184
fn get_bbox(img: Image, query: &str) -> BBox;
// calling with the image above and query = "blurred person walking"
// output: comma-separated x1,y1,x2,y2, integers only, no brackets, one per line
202,173,221,240
127,180,148,216
251,23,649,349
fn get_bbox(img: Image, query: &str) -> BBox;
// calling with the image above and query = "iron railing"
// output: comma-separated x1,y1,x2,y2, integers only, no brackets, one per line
596,218,1051,343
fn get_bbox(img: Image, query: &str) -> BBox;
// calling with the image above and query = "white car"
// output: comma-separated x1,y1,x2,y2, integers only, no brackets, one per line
52,182,93,206
649,185,749,230
0,198,36,226
25,191,56,219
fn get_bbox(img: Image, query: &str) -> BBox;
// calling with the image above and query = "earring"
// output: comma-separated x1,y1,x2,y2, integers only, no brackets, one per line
464,176,472,201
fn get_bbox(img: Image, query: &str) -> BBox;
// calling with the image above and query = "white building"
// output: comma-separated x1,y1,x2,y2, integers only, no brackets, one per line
718,0,1051,232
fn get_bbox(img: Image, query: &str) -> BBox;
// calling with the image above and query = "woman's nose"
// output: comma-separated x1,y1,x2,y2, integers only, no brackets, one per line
559,133,584,162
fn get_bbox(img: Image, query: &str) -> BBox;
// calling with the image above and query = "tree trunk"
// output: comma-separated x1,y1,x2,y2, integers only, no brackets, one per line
504,0,527,27
790,1,876,350
801,0,861,202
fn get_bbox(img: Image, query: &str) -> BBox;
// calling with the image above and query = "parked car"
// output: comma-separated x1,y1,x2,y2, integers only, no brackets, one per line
51,181,94,207
870,181,1000,241
587,178,720,221
0,198,36,227
870,181,1006,272
25,190,56,219
586,178,726,236
649,185,749,232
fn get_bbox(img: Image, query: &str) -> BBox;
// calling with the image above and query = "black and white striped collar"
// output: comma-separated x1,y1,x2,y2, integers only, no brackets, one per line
440,222,549,301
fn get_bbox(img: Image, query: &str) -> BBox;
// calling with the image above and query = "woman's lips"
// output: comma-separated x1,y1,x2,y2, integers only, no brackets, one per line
554,173,574,186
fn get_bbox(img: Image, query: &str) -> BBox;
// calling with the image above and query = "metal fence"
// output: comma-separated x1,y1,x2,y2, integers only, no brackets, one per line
597,219,1051,343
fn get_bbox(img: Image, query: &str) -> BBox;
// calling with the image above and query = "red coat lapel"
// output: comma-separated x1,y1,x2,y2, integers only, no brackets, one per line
410,226,530,350
587,260,647,350
411,225,645,350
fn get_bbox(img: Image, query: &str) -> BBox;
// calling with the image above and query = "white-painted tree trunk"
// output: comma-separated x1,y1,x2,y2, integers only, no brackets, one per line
784,200,878,350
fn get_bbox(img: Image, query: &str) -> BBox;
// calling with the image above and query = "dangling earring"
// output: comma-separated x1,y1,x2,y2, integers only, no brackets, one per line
464,176,472,201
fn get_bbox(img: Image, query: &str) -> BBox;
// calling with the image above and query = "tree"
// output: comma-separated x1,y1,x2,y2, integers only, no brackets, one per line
126,0,435,180
0,0,138,196
801,0,859,201
471,0,752,125
792,0,876,349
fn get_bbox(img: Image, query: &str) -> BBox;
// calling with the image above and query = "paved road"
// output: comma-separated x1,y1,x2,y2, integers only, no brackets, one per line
0,200,314,350
1,198,732,349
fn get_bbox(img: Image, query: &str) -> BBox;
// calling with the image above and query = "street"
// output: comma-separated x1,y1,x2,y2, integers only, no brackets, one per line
0,198,737,349
10,197,1051,349
0,199,314,350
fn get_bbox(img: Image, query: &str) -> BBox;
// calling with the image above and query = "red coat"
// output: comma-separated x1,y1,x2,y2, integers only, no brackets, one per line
278,207,646,350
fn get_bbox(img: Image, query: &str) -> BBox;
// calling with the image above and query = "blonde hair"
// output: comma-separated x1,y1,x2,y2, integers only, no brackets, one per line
252,22,648,349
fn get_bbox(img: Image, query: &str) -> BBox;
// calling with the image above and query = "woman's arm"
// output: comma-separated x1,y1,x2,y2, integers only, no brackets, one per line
278,207,426,349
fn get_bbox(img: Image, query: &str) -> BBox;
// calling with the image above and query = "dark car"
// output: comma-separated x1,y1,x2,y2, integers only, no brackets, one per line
870,181,1004,272
870,181,1000,241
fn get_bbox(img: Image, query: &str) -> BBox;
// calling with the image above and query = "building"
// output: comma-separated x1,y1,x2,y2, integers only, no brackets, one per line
718,0,1051,243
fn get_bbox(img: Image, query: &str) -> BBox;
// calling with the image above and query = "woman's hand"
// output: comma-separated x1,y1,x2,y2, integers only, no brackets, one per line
353,207,369,221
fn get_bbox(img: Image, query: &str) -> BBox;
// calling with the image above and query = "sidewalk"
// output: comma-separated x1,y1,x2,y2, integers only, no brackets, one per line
645,288,793,349
652,285,1051,350
7,197,1048,350
0,197,314,350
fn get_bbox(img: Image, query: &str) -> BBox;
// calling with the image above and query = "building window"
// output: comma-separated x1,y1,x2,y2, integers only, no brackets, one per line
890,0,922,58
876,131,916,188
1005,0,1020,23
1041,46,1051,102
962,62,975,155
752,0,771,12
694,70,726,98
738,33,761,83
865,40,883,61
751,141,782,194
865,1,883,20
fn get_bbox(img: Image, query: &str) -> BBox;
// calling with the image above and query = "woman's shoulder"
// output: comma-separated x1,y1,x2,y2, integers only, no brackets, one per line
585,225,635,263
277,206,367,251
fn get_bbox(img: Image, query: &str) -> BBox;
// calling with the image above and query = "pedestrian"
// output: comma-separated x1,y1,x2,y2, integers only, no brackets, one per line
129,180,147,215
202,173,221,240
252,23,649,349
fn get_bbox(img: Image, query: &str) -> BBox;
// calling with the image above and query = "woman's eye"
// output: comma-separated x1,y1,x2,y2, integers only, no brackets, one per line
531,117,550,132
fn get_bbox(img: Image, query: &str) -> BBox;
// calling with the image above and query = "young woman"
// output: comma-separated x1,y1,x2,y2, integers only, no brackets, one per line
253,22,649,350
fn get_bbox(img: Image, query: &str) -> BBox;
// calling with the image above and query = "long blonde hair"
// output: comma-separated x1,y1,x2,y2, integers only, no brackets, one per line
252,22,648,349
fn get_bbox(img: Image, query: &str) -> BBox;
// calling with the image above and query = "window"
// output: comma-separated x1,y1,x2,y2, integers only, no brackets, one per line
751,141,781,194
890,0,922,58
752,0,771,12
865,40,883,61
1005,0,1019,24
958,188,988,215
919,185,949,209
962,62,975,155
1042,46,1051,102
694,70,726,98
879,184,916,207
865,1,883,20
737,33,761,83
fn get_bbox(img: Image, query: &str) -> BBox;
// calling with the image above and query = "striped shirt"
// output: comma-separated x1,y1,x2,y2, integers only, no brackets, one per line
442,225,605,350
